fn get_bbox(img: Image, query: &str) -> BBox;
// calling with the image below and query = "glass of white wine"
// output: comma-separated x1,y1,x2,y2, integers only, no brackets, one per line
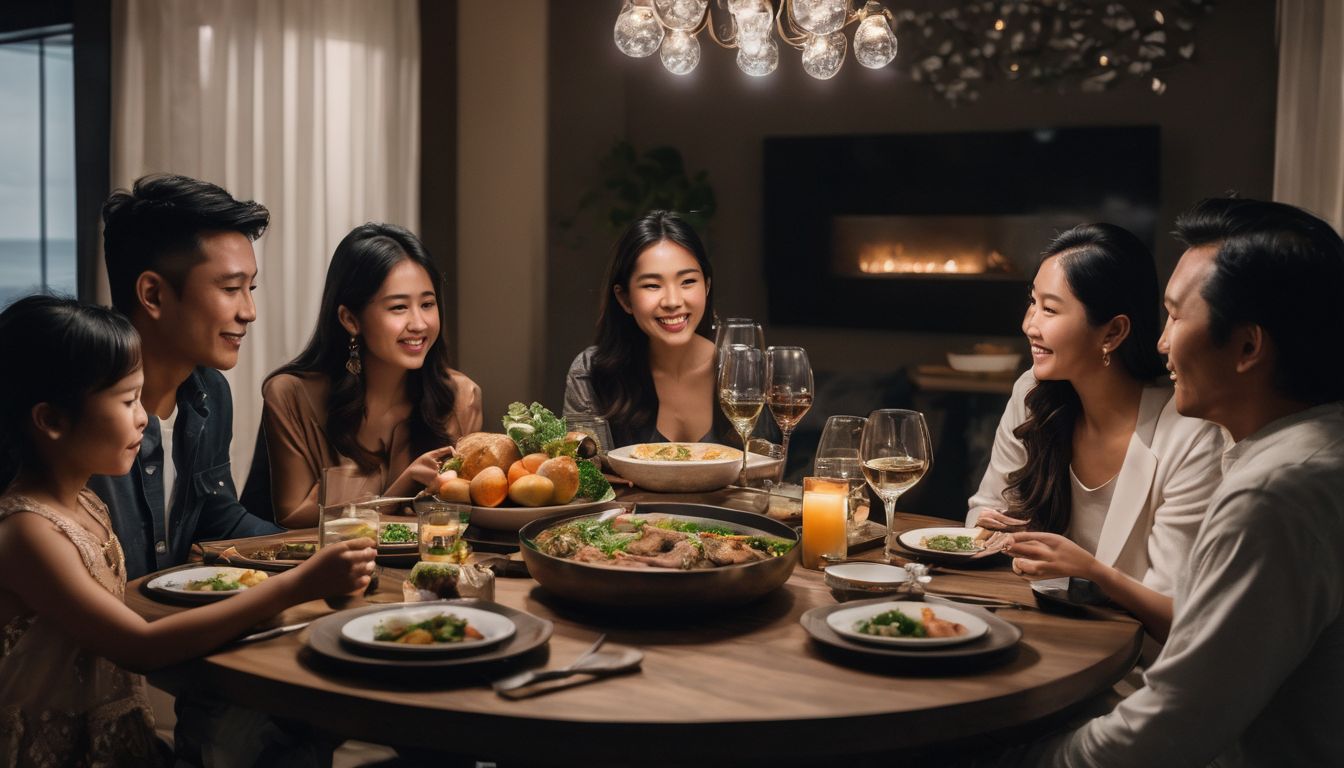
718,343,765,485
765,346,813,483
859,409,931,559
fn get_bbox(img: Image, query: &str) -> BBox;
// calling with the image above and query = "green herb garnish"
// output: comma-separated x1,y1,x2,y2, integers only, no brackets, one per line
856,608,927,638
186,574,241,592
380,523,415,544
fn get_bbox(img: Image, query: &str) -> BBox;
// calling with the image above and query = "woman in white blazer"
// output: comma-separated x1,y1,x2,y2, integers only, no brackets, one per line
967,224,1223,640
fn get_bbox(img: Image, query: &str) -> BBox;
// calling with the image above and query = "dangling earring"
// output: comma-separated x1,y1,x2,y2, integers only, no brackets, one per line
1101,346,1111,367
346,335,362,376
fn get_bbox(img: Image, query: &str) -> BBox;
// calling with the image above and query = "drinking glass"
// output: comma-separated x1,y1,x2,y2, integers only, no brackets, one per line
318,465,381,606
800,477,848,568
765,346,813,482
714,317,765,357
718,344,765,485
859,409,932,558
813,415,869,532
417,501,469,563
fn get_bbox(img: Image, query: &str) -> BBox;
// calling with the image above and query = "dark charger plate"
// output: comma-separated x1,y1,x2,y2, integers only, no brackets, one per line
306,598,553,672
800,595,1023,670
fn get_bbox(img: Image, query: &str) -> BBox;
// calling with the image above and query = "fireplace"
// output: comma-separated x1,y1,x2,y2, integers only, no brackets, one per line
763,126,1160,334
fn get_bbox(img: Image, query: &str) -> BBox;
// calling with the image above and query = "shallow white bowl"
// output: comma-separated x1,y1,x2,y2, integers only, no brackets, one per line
824,562,909,594
607,443,760,493
947,352,1022,374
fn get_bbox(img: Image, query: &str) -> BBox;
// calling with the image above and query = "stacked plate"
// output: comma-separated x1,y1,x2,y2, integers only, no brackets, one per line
304,599,553,673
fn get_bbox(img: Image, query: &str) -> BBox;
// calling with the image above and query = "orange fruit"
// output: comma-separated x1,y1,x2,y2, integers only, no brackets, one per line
521,452,548,473
437,477,471,503
469,466,508,507
507,460,530,486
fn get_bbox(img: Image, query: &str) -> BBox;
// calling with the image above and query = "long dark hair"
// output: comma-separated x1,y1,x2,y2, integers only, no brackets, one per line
1004,223,1167,533
0,295,142,488
589,211,715,444
269,224,456,472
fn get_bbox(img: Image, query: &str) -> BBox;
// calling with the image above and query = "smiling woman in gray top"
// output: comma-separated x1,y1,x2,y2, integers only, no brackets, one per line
564,211,731,449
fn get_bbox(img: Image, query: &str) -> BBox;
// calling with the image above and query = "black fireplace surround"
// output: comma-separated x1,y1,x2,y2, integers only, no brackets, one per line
762,126,1160,335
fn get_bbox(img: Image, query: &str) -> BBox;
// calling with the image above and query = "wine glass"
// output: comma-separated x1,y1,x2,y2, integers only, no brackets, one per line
859,409,932,559
718,344,765,485
765,346,813,482
813,415,869,533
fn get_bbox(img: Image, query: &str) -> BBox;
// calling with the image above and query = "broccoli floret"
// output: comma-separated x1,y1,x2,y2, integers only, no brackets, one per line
576,458,614,501
502,402,568,455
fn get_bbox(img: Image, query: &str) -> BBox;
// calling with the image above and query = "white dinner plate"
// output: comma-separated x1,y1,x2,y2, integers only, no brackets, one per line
897,527,989,558
339,605,516,655
825,600,989,647
145,566,267,601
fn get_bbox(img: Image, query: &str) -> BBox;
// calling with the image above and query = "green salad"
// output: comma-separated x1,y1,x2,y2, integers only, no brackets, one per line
374,613,482,644
379,523,415,544
855,608,927,638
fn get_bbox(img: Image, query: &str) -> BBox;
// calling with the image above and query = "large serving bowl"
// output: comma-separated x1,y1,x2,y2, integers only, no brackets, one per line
606,443,777,492
518,502,799,608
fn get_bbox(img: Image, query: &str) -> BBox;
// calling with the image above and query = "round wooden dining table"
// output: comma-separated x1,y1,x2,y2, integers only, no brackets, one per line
128,510,1143,765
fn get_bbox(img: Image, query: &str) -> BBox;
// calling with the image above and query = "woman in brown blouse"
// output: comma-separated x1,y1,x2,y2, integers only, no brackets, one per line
248,223,482,528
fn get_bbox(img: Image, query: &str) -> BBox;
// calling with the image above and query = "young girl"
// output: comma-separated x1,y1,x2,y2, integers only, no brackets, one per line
564,210,732,448
968,224,1224,640
245,223,482,528
0,295,375,766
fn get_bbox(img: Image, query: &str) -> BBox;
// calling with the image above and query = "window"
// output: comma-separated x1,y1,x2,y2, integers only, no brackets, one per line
0,27,76,307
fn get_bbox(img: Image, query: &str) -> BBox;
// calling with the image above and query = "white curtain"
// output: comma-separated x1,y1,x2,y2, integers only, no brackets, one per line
1275,0,1344,232
111,0,420,485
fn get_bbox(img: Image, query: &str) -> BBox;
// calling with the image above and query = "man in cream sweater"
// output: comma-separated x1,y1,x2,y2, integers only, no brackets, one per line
1032,197,1344,766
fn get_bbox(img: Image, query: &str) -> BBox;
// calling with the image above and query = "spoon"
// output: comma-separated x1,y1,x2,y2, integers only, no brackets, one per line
493,638,643,694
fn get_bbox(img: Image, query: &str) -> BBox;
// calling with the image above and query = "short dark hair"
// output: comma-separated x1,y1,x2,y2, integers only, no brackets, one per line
102,174,270,314
1174,197,1344,405
0,294,142,486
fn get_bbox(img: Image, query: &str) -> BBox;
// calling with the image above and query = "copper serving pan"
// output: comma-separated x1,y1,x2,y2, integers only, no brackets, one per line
518,502,799,608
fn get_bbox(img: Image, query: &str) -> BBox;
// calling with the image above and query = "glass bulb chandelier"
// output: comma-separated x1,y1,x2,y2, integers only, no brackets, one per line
614,0,898,79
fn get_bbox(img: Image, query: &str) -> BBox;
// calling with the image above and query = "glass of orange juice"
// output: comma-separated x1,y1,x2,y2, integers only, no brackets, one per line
801,477,848,569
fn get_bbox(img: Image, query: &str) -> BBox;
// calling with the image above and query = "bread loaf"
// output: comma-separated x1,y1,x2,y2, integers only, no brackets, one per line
455,432,522,480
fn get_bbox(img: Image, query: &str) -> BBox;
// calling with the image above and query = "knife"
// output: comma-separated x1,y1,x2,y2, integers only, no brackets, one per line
235,622,311,645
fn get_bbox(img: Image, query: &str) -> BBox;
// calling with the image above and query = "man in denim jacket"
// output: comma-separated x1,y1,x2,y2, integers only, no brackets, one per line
89,174,281,580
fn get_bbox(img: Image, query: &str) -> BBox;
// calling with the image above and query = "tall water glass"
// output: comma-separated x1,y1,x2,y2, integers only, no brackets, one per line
765,346,813,482
814,415,869,532
859,409,931,558
714,317,765,357
718,344,765,485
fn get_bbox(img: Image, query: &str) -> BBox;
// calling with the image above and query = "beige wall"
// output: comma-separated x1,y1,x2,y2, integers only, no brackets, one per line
457,0,548,424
